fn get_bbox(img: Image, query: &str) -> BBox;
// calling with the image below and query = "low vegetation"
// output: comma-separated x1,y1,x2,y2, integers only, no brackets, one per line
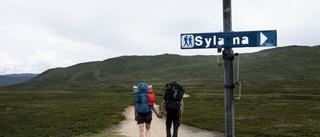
0,88,132,137
1,86,319,136
182,87,320,136
1,46,319,136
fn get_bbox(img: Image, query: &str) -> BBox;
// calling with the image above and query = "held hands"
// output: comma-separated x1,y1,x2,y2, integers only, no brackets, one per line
157,112,163,118
157,113,163,118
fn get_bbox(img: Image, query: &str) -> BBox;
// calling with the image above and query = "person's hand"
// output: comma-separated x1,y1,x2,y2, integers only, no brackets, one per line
180,114,183,119
158,114,163,118
156,113,162,118
135,115,138,122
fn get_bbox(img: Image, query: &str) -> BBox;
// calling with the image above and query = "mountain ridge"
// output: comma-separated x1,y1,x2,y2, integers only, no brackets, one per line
10,45,320,88
0,73,38,87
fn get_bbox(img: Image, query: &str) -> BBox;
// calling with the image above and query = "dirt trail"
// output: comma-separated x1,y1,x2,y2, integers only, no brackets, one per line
111,104,224,137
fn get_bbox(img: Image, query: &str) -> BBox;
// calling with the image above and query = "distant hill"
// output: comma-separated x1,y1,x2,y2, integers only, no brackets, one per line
11,45,320,88
0,73,38,87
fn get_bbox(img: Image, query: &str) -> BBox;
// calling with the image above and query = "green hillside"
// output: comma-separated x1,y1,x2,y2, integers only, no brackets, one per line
2,45,320,136
12,45,320,89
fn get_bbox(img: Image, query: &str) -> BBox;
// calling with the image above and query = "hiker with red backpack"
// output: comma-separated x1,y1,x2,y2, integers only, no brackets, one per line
160,82,185,137
133,83,163,137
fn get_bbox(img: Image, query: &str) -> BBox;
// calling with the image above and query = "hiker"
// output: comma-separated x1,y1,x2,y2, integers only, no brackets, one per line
133,83,163,137
160,82,185,137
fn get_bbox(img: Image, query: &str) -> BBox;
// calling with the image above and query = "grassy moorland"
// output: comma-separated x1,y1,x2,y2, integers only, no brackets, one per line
181,86,320,137
0,88,133,137
2,46,320,136
1,86,319,137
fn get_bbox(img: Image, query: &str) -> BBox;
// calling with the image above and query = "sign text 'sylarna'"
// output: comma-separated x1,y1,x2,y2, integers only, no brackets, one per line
181,30,277,49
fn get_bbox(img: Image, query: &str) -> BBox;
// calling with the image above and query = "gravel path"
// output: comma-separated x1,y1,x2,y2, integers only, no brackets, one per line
111,105,224,137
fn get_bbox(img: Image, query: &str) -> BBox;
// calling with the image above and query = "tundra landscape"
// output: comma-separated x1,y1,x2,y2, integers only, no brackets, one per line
1,46,319,136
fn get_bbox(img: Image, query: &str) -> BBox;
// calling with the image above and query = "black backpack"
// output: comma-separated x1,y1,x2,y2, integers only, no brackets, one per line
163,82,185,112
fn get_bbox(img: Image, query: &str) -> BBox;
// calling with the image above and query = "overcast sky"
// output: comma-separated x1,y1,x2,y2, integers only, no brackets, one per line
0,0,319,75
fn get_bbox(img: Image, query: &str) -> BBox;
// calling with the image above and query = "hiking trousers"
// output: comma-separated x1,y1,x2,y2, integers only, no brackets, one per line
166,111,180,137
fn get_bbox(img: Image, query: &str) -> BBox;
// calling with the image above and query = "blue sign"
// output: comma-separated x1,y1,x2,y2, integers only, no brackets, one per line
181,30,277,49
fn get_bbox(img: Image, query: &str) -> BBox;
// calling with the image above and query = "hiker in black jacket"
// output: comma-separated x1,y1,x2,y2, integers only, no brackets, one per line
160,82,185,137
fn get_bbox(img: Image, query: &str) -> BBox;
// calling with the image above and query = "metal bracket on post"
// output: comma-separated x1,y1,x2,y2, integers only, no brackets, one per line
223,84,235,89
223,49,234,60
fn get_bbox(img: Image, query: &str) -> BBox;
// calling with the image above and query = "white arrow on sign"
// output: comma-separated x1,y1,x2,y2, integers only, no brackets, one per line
260,32,267,45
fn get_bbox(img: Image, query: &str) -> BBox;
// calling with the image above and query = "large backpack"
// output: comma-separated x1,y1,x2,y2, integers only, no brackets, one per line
134,83,152,114
163,82,185,113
